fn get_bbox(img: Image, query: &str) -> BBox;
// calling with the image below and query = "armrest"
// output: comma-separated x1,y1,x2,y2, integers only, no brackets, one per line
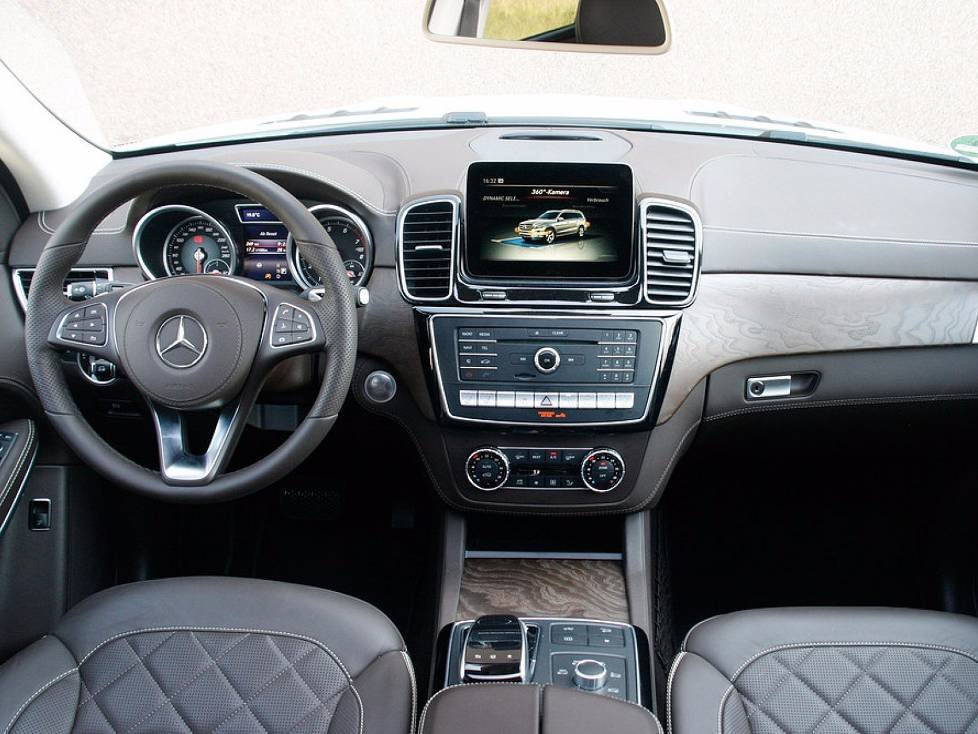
420,683,662,734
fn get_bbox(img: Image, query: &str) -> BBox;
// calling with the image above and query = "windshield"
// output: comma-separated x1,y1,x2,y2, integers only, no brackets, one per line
537,212,561,219
2,0,976,163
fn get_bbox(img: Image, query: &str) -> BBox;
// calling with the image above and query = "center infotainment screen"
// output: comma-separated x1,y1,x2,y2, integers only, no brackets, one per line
464,162,634,282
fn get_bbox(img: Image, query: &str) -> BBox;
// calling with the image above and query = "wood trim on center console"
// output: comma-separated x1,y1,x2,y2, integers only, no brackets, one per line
457,558,629,622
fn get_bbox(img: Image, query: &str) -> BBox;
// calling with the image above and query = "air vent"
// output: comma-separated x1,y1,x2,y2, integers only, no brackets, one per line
12,268,113,310
641,199,701,307
397,197,458,302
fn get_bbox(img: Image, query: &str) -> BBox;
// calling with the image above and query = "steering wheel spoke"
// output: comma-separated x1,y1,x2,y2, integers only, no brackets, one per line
149,391,257,486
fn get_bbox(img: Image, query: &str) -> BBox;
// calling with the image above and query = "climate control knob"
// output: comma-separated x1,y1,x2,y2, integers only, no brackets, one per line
581,449,625,493
573,659,609,691
465,448,509,491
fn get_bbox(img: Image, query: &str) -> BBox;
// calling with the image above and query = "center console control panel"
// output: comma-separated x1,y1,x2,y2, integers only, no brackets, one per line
429,315,663,426
466,446,625,492
444,618,642,704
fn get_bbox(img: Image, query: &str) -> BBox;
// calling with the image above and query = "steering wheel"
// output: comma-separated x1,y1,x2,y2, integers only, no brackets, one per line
24,162,357,503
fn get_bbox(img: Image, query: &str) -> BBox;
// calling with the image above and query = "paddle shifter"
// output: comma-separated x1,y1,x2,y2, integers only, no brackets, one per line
461,614,528,682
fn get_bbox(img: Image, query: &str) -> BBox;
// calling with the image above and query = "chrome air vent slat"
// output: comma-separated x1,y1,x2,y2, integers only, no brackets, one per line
641,199,701,307
396,196,459,302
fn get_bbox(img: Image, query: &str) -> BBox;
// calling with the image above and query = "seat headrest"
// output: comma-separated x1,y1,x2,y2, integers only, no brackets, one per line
575,0,667,47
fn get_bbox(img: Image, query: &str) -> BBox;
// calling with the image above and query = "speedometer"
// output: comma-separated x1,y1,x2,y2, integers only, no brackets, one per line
164,217,237,276
289,205,373,289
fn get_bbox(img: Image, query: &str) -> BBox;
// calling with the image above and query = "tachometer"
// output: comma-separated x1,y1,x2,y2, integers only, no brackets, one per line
290,205,373,288
164,217,237,276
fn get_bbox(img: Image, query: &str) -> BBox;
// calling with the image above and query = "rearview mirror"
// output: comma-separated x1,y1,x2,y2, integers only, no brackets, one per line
424,0,671,54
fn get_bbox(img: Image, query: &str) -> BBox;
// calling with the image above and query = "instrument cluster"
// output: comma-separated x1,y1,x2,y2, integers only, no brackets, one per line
132,200,373,288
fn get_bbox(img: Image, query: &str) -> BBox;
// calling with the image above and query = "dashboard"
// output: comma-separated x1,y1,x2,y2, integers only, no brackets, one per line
132,198,374,288
4,124,978,516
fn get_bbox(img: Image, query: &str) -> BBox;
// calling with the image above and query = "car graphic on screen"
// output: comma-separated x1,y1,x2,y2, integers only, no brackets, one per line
515,209,590,244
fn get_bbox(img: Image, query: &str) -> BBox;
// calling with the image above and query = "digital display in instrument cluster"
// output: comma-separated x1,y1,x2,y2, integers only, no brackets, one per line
242,223,292,282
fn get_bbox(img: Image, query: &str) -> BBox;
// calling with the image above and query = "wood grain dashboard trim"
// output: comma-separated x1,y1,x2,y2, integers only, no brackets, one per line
658,273,978,423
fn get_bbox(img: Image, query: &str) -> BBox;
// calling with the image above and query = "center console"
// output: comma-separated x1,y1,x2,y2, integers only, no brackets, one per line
383,158,702,513
429,314,665,427
444,616,643,704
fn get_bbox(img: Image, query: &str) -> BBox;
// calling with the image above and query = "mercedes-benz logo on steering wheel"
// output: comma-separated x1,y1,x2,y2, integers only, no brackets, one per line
156,315,208,369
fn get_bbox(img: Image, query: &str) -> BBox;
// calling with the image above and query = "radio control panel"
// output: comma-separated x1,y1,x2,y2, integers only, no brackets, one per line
429,315,663,426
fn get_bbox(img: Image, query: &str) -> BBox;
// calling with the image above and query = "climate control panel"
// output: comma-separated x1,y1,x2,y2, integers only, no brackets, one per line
465,446,625,493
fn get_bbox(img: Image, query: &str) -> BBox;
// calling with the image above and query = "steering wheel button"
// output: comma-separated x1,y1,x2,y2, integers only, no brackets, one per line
66,318,103,332
290,332,312,344
274,320,293,333
292,322,309,333
292,310,310,325
274,334,291,346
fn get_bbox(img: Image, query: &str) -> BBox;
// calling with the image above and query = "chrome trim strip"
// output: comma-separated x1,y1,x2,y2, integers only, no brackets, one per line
287,203,374,289
464,551,623,560
396,195,460,302
427,312,678,427
132,205,237,280
640,196,703,308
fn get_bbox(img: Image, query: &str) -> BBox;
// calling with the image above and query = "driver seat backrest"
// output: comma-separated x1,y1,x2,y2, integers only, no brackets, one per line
0,577,415,734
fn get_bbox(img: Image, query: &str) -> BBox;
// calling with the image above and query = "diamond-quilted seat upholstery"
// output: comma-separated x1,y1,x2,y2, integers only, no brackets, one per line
0,577,415,734
668,607,978,734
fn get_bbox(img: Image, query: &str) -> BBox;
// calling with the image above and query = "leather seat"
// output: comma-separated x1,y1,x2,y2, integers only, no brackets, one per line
0,577,415,734
668,607,978,734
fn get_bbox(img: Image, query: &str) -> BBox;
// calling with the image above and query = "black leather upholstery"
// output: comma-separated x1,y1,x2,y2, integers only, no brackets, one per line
420,683,661,734
668,608,978,734
0,577,415,734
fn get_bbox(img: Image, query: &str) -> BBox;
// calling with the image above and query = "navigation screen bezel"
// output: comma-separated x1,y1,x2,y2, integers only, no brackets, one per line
463,161,635,283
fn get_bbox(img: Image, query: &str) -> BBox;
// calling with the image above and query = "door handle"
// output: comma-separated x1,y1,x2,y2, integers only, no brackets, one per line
745,372,819,400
